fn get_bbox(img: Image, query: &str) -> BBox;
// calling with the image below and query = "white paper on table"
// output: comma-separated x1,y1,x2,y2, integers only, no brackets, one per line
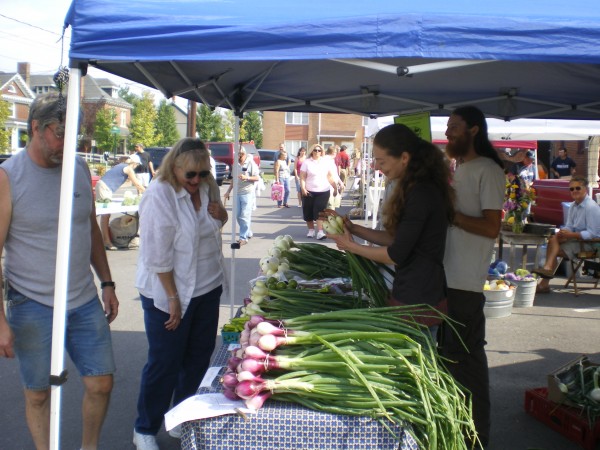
199,366,223,388
164,393,255,431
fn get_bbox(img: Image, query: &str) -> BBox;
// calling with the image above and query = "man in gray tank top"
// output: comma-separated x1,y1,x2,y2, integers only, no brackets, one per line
0,93,119,450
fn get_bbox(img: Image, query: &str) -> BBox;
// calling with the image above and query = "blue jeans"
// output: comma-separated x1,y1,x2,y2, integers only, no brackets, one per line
236,191,254,240
277,178,290,206
135,285,222,435
6,288,115,390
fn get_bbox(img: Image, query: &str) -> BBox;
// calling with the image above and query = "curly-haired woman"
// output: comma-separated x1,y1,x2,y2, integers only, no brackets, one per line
327,124,455,327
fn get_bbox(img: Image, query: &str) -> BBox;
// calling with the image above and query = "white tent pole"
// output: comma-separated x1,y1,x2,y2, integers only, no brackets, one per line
229,117,241,318
49,67,81,450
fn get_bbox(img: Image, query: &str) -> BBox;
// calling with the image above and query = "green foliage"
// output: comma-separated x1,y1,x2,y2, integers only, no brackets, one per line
94,108,117,152
155,100,180,146
129,91,159,147
118,86,139,105
240,111,263,148
222,109,235,141
196,104,225,141
0,99,11,152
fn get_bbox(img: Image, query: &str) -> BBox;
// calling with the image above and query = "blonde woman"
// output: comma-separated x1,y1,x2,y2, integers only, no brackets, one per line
133,138,228,448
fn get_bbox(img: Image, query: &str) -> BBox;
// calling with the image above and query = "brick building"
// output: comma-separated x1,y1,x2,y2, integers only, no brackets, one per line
263,111,368,155
0,62,132,153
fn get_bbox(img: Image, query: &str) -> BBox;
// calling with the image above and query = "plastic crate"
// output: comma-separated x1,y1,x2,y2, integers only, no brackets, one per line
221,331,240,344
524,387,600,450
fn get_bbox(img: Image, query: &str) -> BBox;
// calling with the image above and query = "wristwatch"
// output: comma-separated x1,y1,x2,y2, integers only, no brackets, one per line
100,281,116,289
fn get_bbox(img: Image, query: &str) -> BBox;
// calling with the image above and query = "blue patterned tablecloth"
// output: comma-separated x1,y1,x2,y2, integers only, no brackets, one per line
182,343,419,450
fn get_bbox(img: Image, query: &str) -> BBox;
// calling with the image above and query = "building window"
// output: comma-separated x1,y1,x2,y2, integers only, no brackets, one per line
120,110,127,127
285,112,308,125
287,140,308,155
362,116,369,126
7,85,16,94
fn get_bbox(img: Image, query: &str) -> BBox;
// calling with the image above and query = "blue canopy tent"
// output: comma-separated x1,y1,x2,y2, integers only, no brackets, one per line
63,0,600,120
46,1,600,447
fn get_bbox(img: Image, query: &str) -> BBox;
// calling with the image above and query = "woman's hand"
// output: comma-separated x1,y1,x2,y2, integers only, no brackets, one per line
320,209,354,233
328,226,355,252
165,298,182,331
301,188,309,197
208,201,227,223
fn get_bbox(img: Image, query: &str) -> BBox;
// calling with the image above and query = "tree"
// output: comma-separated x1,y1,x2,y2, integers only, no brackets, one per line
129,91,158,148
240,111,263,148
155,100,180,146
118,86,139,105
222,109,235,141
0,99,11,152
196,104,225,141
94,108,117,152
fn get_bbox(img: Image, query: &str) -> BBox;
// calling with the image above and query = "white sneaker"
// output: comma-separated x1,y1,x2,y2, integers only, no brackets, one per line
307,229,315,238
168,424,182,439
316,230,327,240
133,430,159,450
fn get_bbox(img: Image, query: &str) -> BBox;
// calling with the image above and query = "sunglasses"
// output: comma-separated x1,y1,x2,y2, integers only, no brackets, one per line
313,149,322,153
185,170,211,179
569,186,583,191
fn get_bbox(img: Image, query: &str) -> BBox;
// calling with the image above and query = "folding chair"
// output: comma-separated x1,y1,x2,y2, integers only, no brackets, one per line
564,240,600,296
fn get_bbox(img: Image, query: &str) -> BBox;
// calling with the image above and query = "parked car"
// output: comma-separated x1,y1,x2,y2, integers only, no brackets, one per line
145,146,170,171
145,146,230,185
206,142,261,175
258,149,296,173
258,149,279,172
214,161,230,186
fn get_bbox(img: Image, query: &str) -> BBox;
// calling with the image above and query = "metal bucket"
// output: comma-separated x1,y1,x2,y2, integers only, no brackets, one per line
483,287,515,319
512,279,537,307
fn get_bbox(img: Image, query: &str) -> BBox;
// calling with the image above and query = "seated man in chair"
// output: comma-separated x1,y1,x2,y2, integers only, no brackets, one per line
534,175,600,293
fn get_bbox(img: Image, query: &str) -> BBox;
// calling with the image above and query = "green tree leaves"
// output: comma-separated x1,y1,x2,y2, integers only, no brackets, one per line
0,99,11,152
94,107,117,152
155,100,180,146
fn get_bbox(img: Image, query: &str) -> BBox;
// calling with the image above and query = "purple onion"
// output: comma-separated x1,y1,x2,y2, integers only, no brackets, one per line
235,380,265,399
222,387,241,401
227,356,242,371
245,391,272,410
221,371,239,389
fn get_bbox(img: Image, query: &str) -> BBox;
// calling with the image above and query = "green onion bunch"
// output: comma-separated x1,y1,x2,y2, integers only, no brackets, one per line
225,306,478,450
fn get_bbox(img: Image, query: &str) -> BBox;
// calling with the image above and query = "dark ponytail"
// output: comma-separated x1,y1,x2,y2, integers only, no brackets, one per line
452,106,503,168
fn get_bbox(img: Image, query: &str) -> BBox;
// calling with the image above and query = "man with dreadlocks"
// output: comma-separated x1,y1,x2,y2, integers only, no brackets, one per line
0,93,118,450
440,106,505,449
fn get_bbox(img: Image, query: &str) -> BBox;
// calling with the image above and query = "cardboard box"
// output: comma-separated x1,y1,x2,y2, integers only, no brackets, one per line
547,355,599,406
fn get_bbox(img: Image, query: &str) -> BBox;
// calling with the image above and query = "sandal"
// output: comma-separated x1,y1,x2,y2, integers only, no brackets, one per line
532,268,556,279
105,244,117,251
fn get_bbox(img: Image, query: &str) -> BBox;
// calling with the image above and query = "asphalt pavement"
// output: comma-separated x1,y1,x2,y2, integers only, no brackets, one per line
1,180,599,450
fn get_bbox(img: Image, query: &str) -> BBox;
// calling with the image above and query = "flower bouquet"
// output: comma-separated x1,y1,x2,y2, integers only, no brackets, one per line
503,177,536,233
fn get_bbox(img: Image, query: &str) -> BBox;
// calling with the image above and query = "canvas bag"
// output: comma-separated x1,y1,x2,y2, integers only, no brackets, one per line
109,215,139,248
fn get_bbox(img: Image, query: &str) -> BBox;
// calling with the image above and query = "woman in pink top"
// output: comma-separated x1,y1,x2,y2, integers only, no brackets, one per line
299,144,339,240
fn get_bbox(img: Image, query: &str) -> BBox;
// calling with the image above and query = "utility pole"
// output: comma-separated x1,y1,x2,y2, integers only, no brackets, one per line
187,100,197,137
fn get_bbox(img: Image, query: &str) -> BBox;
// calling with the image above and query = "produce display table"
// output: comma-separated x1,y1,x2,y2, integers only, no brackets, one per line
181,343,419,450
498,231,547,271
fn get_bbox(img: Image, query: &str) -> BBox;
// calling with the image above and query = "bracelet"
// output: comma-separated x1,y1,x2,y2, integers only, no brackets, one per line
100,281,115,289
167,294,179,301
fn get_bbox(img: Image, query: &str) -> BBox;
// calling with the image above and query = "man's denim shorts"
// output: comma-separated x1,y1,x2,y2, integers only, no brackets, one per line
6,288,116,390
